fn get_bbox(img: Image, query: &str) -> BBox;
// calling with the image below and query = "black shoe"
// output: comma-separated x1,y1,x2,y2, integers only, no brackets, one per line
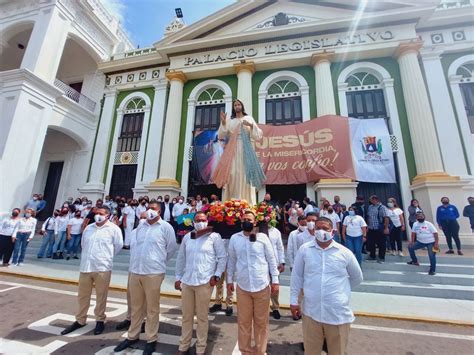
300,342,305,351
37,256,43,259
361,250,367,254
225,307,233,316
141,322,146,333
47,255,52,258
209,304,222,313
143,341,156,355
366,257,376,261
61,321,85,335
58,253,64,260
115,319,131,331
114,339,139,352
458,250,464,256
73,256,79,259
445,249,454,254
428,271,436,275
66,256,70,260
94,321,105,335
52,254,59,260
272,309,281,320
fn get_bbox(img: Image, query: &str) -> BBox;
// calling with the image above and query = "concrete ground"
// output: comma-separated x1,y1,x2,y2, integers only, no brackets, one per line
0,275,473,355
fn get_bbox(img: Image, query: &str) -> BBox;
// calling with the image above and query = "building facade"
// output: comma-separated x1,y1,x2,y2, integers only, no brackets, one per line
1,0,473,237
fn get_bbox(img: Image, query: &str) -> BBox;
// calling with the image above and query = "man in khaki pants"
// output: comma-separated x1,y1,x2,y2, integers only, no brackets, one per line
61,206,123,336
290,217,363,354
175,212,227,354
113,201,177,355
227,211,279,355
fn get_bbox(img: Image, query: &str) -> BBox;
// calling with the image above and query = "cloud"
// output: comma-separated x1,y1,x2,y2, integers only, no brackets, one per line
101,0,127,24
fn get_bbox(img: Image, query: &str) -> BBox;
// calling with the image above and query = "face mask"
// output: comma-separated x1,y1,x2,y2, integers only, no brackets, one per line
25,213,31,218
75,214,81,218
348,210,355,216
139,219,146,225
178,199,184,204
165,198,170,202
157,198,162,202
306,221,315,230
327,208,334,213
417,218,425,223
147,209,159,220
33,197,38,201
94,215,106,223
241,221,254,232
315,229,333,243
82,201,87,206
387,202,394,208
12,211,19,217
172,200,177,204
442,201,449,205
194,221,208,231
298,225,307,232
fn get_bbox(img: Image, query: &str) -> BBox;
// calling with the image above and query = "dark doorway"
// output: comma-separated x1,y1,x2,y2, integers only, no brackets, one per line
266,184,307,206
109,164,137,199
40,161,64,220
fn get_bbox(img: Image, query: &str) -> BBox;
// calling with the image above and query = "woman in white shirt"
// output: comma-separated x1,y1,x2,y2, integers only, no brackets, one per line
0,208,21,266
53,208,70,259
12,208,37,266
66,211,84,260
38,210,59,258
386,198,406,256
342,206,367,265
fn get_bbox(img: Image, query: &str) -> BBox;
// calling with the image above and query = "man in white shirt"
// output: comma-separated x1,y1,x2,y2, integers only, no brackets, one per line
267,225,285,320
122,199,137,248
172,197,189,219
287,215,312,271
320,207,341,242
407,212,439,275
175,212,227,355
61,206,123,336
227,211,279,355
136,198,148,219
114,201,177,355
290,216,363,355
66,211,84,260
195,194,203,211
160,195,174,224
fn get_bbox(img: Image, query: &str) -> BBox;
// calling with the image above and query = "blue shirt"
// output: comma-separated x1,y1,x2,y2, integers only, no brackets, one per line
436,204,459,225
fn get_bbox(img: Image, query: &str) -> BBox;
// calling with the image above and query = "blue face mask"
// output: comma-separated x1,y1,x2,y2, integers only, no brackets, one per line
348,210,355,216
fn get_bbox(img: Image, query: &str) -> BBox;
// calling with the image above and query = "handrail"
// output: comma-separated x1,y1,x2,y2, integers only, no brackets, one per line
54,79,96,112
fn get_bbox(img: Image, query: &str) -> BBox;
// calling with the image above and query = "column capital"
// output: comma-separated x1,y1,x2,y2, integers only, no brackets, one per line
234,61,255,75
311,51,334,67
153,79,168,91
104,88,117,98
394,39,423,59
165,70,187,83
420,46,445,61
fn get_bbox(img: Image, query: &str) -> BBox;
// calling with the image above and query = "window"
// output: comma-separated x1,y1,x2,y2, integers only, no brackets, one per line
346,90,387,119
117,112,144,152
265,80,302,125
460,83,474,133
194,104,224,131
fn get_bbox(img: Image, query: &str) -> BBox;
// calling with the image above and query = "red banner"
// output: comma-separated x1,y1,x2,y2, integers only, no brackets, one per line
255,115,356,184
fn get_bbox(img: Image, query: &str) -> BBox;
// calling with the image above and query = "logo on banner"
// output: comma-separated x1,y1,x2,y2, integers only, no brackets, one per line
361,136,382,154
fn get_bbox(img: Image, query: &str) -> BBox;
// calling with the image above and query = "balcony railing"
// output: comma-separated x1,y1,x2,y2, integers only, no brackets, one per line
436,0,473,10
54,79,97,112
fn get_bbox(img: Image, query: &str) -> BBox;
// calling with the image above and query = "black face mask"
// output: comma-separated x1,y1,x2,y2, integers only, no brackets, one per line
242,221,254,232
164,198,170,202
417,218,425,223
12,211,19,217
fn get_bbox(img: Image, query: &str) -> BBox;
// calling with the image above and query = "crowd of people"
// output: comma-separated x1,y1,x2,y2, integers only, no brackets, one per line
0,192,473,354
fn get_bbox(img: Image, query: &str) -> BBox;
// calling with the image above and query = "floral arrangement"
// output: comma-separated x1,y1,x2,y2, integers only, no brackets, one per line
202,199,251,226
253,201,278,228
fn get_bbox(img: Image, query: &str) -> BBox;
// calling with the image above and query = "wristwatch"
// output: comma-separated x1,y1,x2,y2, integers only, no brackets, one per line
214,276,221,282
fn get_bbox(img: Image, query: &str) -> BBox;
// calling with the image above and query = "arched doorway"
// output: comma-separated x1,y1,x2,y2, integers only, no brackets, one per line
0,21,34,71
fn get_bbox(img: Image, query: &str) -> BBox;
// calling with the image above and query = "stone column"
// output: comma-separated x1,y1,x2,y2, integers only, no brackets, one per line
80,88,117,197
142,80,168,186
21,2,72,83
395,40,447,178
420,48,468,176
149,71,187,196
311,52,336,116
396,41,470,238
234,62,255,115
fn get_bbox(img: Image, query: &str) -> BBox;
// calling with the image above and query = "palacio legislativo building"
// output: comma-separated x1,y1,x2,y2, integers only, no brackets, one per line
1,0,473,239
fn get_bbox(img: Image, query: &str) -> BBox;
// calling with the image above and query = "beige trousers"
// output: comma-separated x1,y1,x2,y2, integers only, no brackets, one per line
76,271,112,325
125,273,146,321
236,285,271,355
215,271,233,307
179,283,213,353
270,288,279,311
302,315,350,355
128,273,165,343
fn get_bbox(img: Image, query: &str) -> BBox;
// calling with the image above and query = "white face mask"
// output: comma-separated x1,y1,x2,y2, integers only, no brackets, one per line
147,209,159,220
306,221,315,231
25,213,32,218
94,215,106,224
157,198,162,202
194,221,208,231
178,199,184,204
139,219,146,225
315,229,333,243
298,225,307,232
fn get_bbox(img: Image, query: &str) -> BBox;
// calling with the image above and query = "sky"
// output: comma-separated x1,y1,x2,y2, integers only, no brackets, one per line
102,0,237,48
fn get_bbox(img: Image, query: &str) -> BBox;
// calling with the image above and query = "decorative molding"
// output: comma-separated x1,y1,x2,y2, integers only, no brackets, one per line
311,51,334,66
250,13,318,31
165,71,187,83
234,61,256,75
164,17,186,37
106,67,166,89
394,39,423,59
